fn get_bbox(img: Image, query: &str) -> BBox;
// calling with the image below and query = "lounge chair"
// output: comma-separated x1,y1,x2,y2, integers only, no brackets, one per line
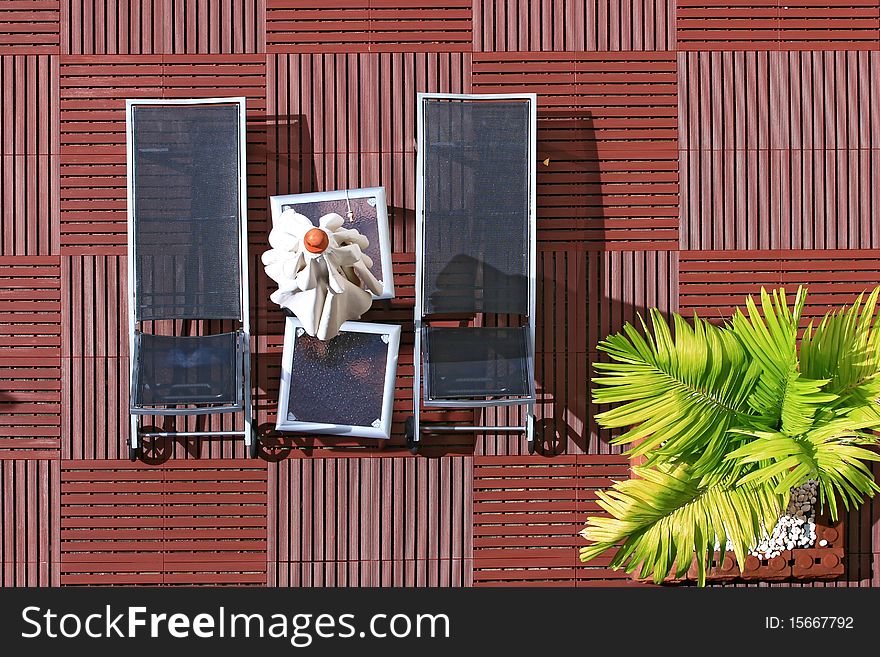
126,97,256,459
408,93,538,453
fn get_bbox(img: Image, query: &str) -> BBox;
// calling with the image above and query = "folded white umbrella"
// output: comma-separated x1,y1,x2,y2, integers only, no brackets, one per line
262,210,383,340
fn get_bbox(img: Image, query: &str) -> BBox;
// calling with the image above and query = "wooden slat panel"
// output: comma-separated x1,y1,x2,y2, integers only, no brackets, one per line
0,54,59,157
0,360,62,455
0,55,59,256
536,151,679,249
59,54,266,255
0,1,60,54
267,0,370,52
268,456,472,585
474,0,675,52
65,1,265,56
779,2,880,50
677,0,781,50
679,1,867,51
678,50,774,250
678,51,773,152
0,459,59,585
678,1,880,51
166,0,266,54
0,154,60,256
0,256,61,454
473,52,677,146
474,51,678,248
266,0,472,53
768,50,880,151
679,249,880,323
60,459,268,585
0,262,61,349
679,148,778,250
472,454,640,586
61,254,127,357
271,558,472,586
679,51,880,251
61,356,127,460
774,148,880,250
680,50,880,155
61,0,165,55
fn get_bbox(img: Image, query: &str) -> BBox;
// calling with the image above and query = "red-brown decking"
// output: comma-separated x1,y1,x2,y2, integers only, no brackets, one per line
60,459,268,585
0,2,879,587
473,454,644,586
677,1,880,51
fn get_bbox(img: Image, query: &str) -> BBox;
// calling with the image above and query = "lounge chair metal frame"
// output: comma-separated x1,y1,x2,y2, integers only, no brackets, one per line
126,97,255,460
408,92,538,454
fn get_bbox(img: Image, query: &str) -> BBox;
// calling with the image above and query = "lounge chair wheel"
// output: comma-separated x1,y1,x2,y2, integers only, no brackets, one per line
249,431,260,459
129,444,140,462
404,416,419,455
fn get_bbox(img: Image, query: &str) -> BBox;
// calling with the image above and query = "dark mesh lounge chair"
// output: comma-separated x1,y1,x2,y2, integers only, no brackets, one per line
126,98,256,460
407,93,537,453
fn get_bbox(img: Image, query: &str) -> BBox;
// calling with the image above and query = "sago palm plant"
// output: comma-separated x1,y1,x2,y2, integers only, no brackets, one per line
580,287,880,585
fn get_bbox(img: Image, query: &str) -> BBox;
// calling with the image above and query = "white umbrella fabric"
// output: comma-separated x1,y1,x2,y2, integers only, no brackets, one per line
262,210,382,340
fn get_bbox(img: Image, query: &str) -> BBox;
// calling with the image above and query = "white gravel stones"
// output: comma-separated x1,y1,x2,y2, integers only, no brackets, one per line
715,480,822,559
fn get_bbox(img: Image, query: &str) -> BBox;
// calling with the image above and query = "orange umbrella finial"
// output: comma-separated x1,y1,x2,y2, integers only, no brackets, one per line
304,227,329,254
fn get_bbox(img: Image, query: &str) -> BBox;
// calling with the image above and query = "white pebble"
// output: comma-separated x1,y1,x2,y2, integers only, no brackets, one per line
739,481,820,558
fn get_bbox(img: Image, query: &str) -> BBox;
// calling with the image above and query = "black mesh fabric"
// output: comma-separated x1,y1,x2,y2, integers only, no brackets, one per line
132,332,241,408
424,326,532,400
422,99,530,315
286,330,389,427
132,103,243,320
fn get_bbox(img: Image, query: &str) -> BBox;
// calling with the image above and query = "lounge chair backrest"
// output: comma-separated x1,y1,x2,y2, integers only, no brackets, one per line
128,101,246,321
125,98,255,460
420,97,533,316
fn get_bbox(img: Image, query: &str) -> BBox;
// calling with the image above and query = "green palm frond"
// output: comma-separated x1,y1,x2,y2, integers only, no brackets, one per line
801,288,880,416
580,463,785,586
729,418,880,520
726,430,822,495
593,308,760,476
779,370,835,437
729,287,805,422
